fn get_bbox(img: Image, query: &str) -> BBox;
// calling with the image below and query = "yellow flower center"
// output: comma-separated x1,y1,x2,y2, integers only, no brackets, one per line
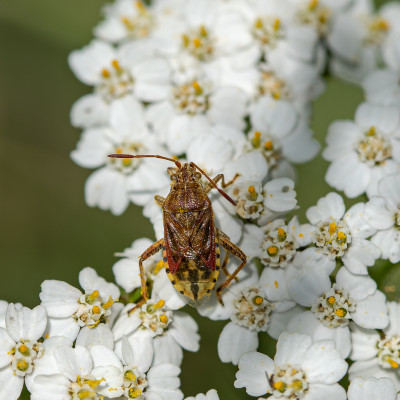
327,296,336,305
328,222,337,235
160,315,168,324
267,246,278,256
273,381,286,392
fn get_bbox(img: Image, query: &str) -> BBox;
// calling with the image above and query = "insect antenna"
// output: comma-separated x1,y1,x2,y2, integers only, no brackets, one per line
190,162,237,206
108,153,181,168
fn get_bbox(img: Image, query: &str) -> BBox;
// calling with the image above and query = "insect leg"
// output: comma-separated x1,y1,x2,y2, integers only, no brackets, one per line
204,173,240,194
155,195,166,207
216,233,247,305
138,238,165,301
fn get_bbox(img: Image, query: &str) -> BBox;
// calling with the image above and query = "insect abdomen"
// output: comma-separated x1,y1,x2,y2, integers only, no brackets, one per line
164,238,221,306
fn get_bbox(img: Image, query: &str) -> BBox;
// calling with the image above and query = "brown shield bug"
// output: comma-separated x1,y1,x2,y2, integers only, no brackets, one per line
108,153,247,306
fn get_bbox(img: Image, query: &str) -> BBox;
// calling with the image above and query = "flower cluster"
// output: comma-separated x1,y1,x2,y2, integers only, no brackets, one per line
3,0,400,398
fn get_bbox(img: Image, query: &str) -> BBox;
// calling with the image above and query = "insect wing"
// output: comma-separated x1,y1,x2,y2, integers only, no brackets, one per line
163,212,185,273
164,208,215,273
189,208,215,270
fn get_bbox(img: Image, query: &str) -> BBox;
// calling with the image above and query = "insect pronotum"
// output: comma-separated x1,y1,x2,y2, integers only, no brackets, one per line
108,153,247,307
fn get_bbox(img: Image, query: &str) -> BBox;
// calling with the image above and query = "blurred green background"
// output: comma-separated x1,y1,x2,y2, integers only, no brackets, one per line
0,0,395,398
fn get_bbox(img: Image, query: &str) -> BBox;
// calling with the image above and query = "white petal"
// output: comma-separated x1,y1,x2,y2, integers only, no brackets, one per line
342,238,380,275
147,364,181,391
350,323,380,361
68,40,115,85
85,167,129,216
251,96,297,138
268,306,305,340
274,332,311,366
0,329,15,368
70,94,109,128
79,267,120,300
352,291,389,329
40,280,81,317
54,345,92,381
301,340,348,384
6,304,47,342
305,383,346,400
325,154,370,198
109,95,148,137
90,345,122,369
45,316,80,341
217,322,258,365
336,267,376,301
347,377,396,400
234,352,273,396
260,268,291,304
169,312,200,352
152,335,183,366
76,324,114,350
355,103,400,135
364,197,394,230
263,178,296,212
112,258,141,293
0,367,24,400
306,192,345,224
286,264,331,307
126,334,154,373
372,229,400,263
287,311,351,359
343,202,376,238
31,374,70,400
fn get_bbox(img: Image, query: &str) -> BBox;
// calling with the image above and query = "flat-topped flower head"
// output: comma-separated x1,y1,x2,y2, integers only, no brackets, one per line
31,345,106,400
252,17,283,48
40,267,120,341
311,283,355,328
260,217,314,268
138,299,173,336
296,0,332,36
94,0,156,42
231,287,275,333
97,58,134,103
112,300,199,367
306,192,379,274
182,25,215,61
328,2,400,82
89,338,182,400
257,69,291,101
199,263,299,365
356,126,392,167
172,79,212,115
248,130,282,169
69,40,171,128
364,14,390,46
323,102,400,198
349,302,400,390
287,261,388,358
313,217,352,259
231,176,297,223
235,332,348,399
118,0,155,40
364,173,400,263
0,304,47,400
249,96,320,178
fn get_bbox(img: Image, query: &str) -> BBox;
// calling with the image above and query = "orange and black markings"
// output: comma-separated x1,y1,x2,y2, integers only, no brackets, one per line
164,237,221,306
